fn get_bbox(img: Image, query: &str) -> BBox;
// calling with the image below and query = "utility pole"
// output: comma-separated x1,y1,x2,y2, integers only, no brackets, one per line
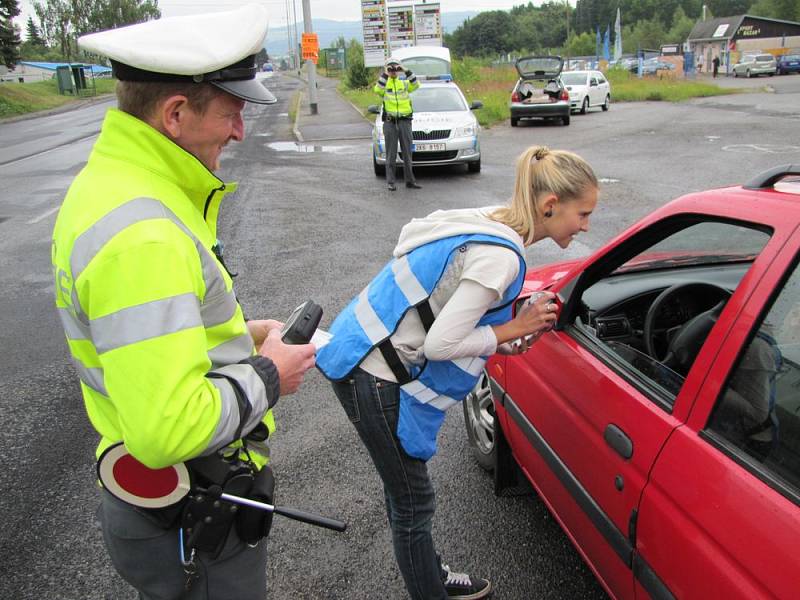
301,0,319,115
284,0,293,69
291,0,300,74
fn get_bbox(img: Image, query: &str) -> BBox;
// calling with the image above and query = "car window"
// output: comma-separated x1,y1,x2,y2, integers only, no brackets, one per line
597,75,607,84
707,258,800,498
410,86,467,112
756,55,774,62
570,220,771,409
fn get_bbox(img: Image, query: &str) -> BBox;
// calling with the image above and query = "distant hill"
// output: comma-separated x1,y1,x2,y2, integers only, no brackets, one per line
265,11,478,57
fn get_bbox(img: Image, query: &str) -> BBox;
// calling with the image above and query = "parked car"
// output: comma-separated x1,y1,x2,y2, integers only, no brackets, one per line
369,79,482,174
632,57,676,76
732,53,777,77
777,53,800,75
463,165,800,599
509,55,570,127
559,70,611,114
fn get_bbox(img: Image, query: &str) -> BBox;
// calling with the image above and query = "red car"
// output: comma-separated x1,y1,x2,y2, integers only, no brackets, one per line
464,166,800,599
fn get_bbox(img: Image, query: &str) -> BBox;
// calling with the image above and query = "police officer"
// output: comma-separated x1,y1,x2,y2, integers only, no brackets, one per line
51,5,316,599
375,58,422,191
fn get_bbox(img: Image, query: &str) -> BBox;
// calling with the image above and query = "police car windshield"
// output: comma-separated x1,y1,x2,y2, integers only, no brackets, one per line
400,57,450,78
410,87,467,112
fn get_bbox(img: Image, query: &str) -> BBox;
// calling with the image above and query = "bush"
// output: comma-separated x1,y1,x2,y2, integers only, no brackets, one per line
346,57,370,89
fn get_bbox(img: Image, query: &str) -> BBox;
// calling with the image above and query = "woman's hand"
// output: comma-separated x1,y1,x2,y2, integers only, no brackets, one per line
492,291,558,348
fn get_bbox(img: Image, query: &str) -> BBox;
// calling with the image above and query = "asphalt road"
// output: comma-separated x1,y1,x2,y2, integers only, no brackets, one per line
0,72,799,600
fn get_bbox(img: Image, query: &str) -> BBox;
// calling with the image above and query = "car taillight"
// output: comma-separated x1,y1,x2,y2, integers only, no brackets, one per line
511,92,521,102
560,89,569,101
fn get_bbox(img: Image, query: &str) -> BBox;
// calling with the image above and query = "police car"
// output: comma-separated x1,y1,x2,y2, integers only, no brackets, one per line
369,47,482,175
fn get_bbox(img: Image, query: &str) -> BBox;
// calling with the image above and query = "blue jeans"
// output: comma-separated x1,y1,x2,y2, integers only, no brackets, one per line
332,368,447,600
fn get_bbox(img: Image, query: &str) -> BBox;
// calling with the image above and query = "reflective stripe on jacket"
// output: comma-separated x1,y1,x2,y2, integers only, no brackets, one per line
317,234,526,459
374,75,419,118
52,109,277,470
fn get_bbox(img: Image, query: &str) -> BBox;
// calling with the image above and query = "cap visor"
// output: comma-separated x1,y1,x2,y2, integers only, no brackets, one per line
211,79,276,104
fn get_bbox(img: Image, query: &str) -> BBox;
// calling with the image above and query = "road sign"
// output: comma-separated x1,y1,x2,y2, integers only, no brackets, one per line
302,32,319,64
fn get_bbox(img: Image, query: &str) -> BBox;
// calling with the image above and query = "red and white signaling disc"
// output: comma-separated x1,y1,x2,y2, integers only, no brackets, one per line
97,443,191,509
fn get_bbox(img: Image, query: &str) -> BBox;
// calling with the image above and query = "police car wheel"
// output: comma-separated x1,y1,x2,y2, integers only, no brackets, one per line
463,369,496,472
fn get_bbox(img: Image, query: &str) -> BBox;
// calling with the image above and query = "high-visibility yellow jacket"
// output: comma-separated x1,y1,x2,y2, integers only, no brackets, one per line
52,109,277,470
374,74,420,118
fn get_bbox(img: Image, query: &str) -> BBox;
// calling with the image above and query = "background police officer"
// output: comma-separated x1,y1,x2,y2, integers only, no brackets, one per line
51,5,316,599
375,58,422,191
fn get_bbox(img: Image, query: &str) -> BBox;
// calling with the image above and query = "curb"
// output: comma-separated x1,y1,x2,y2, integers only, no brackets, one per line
292,89,305,142
0,93,115,124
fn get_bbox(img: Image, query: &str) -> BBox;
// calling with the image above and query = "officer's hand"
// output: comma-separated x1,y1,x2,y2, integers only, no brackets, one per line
247,319,283,349
404,69,413,77
258,329,316,396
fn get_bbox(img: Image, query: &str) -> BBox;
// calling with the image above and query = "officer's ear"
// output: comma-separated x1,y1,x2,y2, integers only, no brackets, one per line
154,94,193,140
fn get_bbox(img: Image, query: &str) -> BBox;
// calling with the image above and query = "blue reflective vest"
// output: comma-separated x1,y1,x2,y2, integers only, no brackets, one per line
317,234,526,460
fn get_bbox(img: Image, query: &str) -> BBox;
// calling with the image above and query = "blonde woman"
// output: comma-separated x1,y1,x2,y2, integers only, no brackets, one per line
317,146,598,600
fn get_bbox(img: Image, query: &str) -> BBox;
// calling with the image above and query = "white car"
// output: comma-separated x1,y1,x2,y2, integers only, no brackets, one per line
559,70,611,114
369,79,482,174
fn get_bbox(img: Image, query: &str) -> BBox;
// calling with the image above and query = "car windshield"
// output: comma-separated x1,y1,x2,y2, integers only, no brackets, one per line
409,86,467,112
783,54,800,61
560,73,588,85
615,221,771,274
400,57,450,78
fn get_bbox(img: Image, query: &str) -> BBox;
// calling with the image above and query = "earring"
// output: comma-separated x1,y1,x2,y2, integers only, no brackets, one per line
544,209,552,218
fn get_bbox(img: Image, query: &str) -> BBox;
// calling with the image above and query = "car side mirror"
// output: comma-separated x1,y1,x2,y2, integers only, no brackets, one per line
367,105,380,114
590,81,598,87
469,101,483,110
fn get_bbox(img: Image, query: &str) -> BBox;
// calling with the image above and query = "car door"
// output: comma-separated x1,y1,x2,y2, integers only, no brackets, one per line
588,74,599,106
636,236,800,599
501,215,777,599
596,73,609,103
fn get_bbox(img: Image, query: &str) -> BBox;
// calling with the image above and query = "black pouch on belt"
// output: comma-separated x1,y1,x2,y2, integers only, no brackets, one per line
181,456,255,559
236,463,276,545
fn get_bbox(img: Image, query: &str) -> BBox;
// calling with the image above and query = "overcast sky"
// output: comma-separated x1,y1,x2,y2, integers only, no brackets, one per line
18,1,534,30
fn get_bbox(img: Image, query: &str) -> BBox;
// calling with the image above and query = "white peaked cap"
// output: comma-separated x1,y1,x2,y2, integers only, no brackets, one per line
78,4,276,104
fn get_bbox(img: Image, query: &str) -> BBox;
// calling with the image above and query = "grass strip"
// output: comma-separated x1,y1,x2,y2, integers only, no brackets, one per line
0,78,117,118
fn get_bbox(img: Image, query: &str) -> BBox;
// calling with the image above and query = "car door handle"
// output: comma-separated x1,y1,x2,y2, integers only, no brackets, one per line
604,424,633,459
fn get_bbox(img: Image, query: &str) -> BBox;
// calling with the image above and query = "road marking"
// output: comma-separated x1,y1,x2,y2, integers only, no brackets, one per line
0,131,99,168
27,205,60,225
722,143,800,154
599,178,620,184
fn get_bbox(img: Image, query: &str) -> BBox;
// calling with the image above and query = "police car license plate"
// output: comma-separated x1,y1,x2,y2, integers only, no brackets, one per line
414,143,446,152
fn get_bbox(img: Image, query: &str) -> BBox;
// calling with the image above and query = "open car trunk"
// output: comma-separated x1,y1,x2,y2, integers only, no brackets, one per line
517,79,563,103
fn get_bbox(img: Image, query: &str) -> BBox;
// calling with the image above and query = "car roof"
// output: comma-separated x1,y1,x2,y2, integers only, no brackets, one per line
648,169,800,230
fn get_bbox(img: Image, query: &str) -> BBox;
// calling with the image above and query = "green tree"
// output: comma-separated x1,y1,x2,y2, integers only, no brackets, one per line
749,0,799,21
448,10,519,56
26,15,44,45
345,38,369,89
0,0,21,68
624,18,668,52
333,35,346,49
666,6,695,44
32,0,160,61
566,30,596,55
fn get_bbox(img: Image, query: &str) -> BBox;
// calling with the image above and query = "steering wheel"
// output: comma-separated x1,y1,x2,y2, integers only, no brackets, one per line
643,282,731,374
